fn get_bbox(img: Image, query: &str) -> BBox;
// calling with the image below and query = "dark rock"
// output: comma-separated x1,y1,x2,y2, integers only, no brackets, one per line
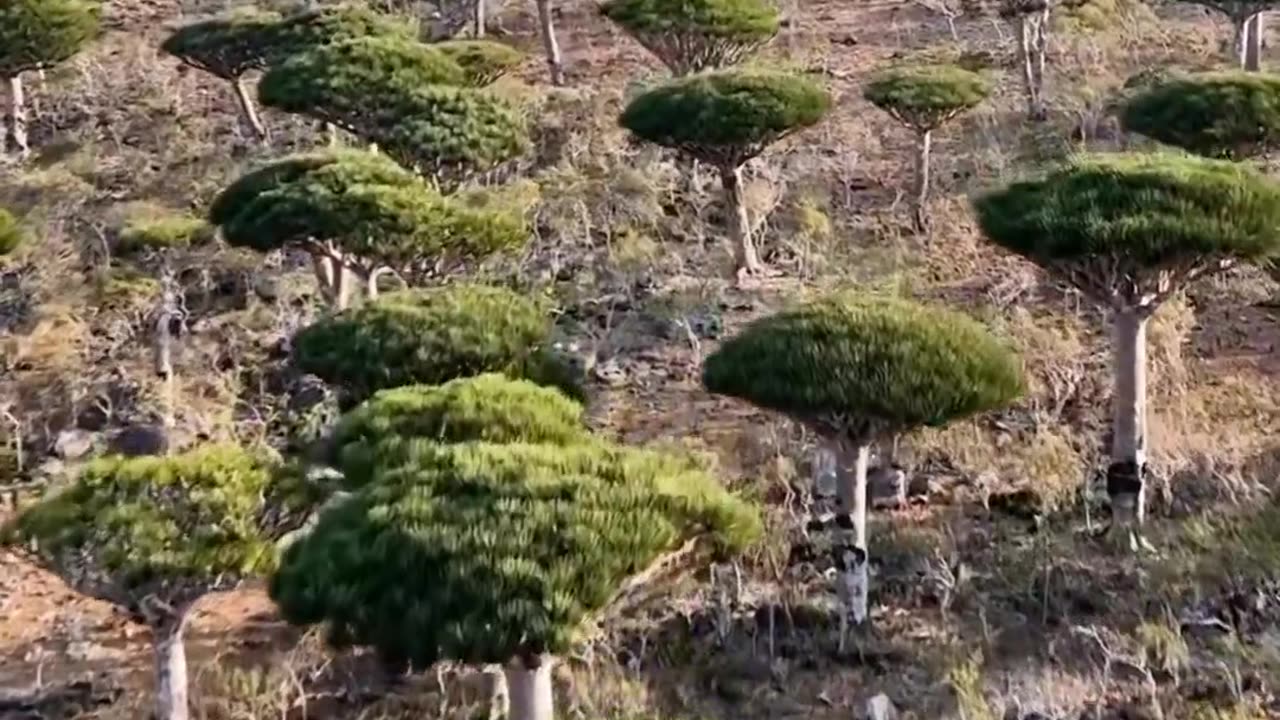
75,402,110,432
107,425,169,457
907,474,936,500
53,430,95,460
868,465,906,509
989,487,1045,520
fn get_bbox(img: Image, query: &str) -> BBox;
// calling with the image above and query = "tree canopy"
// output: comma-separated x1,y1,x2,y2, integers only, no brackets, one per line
619,69,830,166
325,373,591,486
293,284,559,402
1120,71,1280,159
270,440,760,666
600,0,779,74
268,4,413,53
864,63,992,130
703,293,1024,438
0,0,100,77
435,39,525,86
0,209,25,256
972,152,1280,275
160,8,283,80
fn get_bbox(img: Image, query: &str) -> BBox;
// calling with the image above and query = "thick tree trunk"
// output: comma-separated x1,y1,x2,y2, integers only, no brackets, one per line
536,0,566,86
309,253,355,310
1247,13,1265,70
834,439,871,632
719,163,764,280
474,0,486,37
153,613,191,720
1108,308,1148,546
232,76,268,142
7,75,29,158
505,657,554,720
912,129,932,232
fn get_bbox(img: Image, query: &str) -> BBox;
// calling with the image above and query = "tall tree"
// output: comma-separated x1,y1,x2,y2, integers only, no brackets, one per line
210,150,523,308
1182,1,1279,69
973,152,1280,549
3,446,308,720
271,440,760,720
0,0,99,158
600,0,779,75
1120,71,1280,159
864,63,991,231
620,69,829,282
703,293,1022,641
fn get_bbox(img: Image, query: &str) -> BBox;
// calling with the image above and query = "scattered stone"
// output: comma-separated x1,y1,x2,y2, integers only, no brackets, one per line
863,693,898,720
53,430,95,460
107,424,168,457
988,487,1044,521
907,474,936,502
74,403,110,432
868,465,906,509
592,358,627,387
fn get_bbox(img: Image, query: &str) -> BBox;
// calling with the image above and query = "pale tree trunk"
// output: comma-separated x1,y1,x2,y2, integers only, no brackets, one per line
912,128,932,232
474,0,486,37
153,612,192,720
505,656,554,720
535,0,566,86
1108,308,1149,549
232,76,268,142
1016,10,1048,121
309,253,355,310
719,163,764,280
834,439,871,646
1247,13,1265,70
154,260,180,447
7,75,29,158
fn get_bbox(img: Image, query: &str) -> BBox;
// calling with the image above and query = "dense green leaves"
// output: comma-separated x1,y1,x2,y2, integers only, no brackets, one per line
973,152,1280,270
0,0,100,77
0,209,25,256
703,294,1024,436
435,40,524,86
118,212,214,254
268,5,413,53
160,8,282,80
210,150,524,267
270,440,761,665
620,69,830,166
5,446,282,601
259,35,467,104
293,284,556,402
1120,71,1280,159
600,0,778,74
864,64,992,130
326,374,590,485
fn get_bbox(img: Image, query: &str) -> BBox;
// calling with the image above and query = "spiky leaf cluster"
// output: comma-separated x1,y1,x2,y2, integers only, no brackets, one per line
1120,72,1280,159
972,153,1280,288
0,209,25,256
293,284,556,402
268,5,413,54
160,8,283,80
270,440,761,666
326,374,591,485
210,150,524,268
4,445,283,605
620,69,830,166
0,0,100,77
600,0,779,75
864,64,992,131
703,294,1024,438
435,39,524,86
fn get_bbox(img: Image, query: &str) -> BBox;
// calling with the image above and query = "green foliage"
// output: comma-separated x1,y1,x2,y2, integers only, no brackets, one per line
327,373,590,485
160,8,282,80
0,209,25,256
600,0,778,74
259,35,466,104
269,440,761,665
702,293,1024,437
210,150,524,267
434,39,523,86
0,0,100,77
620,69,830,166
1120,71,1280,159
269,4,413,53
864,64,991,131
293,284,556,402
973,152,1280,272
118,211,214,254
4,445,282,601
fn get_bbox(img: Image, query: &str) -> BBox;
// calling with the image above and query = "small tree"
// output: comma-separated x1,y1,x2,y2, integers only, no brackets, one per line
292,283,573,404
258,35,527,183
1182,1,1278,70
1120,71,1280,159
0,208,24,256
703,293,1022,635
0,0,99,158
864,63,992,231
600,0,779,75
620,69,830,281
3,445,303,720
1003,0,1052,120
270,440,760,720
435,39,524,86
973,152,1280,548
534,0,567,85
210,150,524,307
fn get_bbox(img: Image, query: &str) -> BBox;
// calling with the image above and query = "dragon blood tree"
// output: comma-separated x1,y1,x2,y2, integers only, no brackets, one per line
1182,0,1279,70
257,34,528,184
0,0,100,158
864,63,991,231
3,445,309,720
600,0,779,75
1120,71,1280,160
270,440,761,720
974,152,1280,549
434,39,525,86
209,150,524,308
703,293,1022,637
292,283,580,405
620,69,830,282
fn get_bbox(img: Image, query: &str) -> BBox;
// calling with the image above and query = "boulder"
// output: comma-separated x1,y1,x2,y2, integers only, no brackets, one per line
53,430,95,460
107,424,168,457
863,693,898,720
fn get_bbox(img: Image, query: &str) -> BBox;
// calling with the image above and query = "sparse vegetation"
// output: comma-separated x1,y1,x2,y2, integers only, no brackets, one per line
0,208,24,256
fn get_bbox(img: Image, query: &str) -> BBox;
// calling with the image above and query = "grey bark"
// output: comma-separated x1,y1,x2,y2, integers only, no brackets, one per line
475,0,486,37
1108,308,1148,543
154,262,180,445
719,163,764,279
912,129,932,232
834,439,870,631
536,0,566,86
232,76,268,142
153,612,191,720
1016,10,1048,121
1247,13,1265,70
7,75,29,158
505,657,554,720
